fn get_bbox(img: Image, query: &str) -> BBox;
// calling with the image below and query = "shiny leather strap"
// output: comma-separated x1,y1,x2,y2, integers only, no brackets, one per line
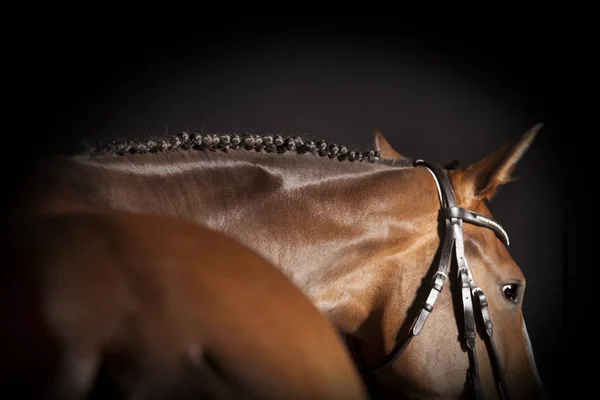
441,207,510,247
473,289,512,400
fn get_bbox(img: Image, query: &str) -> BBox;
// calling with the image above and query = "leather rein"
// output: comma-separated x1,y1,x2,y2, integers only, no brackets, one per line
359,159,512,400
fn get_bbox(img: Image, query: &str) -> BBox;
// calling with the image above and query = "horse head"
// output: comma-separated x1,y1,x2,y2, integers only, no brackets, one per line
354,125,547,400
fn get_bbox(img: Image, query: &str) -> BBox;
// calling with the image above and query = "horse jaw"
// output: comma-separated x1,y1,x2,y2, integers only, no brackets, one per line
521,318,547,398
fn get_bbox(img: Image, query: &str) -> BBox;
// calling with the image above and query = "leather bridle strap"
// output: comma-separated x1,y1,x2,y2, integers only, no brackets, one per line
418,160,485,399
472,288,512,400
360,160,512,400
442,207,510,247
416,160,512,400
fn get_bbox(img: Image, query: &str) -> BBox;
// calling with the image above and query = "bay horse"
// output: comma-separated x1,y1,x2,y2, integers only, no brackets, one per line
15,124,547,399
0,210,367,400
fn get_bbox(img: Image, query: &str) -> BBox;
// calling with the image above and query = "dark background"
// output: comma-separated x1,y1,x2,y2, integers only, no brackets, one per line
7,17,591,399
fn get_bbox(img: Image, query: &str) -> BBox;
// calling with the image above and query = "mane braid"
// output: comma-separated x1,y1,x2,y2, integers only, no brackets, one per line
87,131,387,164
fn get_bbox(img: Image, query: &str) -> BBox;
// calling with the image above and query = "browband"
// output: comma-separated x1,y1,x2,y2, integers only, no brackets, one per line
441,207,510,247
416,159,510,247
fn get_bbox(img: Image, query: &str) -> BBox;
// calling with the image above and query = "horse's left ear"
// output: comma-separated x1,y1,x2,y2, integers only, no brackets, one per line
450,123,543,204
373,130,403,159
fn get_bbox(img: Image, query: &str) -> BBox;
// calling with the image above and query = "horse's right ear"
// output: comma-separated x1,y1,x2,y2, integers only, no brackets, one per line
373,130,403,159
450,123,543,205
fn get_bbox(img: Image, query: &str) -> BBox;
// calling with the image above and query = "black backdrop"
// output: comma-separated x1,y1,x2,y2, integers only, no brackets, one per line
6,18,591,399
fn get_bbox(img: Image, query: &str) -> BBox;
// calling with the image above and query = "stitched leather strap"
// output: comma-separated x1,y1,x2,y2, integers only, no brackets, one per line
411,220,454,336
416,160,458,207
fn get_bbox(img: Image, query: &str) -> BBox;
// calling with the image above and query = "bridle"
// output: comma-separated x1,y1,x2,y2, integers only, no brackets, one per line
359,160,512,400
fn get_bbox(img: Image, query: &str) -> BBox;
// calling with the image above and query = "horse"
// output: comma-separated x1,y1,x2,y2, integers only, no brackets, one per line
14,123,548,399
0,210,367,400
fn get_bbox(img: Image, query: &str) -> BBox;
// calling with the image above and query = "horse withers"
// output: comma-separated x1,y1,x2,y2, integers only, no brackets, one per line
0,211,367,400
15,124,548,399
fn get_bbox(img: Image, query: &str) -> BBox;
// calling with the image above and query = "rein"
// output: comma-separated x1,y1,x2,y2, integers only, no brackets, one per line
359,159,512,400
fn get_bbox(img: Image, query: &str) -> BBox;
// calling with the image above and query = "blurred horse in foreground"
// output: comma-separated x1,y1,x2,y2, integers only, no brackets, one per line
1,211,366,400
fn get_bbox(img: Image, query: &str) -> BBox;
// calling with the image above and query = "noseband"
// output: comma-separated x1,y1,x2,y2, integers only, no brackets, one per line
361,160,512,400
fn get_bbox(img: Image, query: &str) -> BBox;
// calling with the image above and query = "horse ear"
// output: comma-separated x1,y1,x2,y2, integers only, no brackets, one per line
451,123,543,203
373,130,403,159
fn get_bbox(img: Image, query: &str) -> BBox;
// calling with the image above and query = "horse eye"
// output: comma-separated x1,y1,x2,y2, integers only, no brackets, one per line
502,284,519,302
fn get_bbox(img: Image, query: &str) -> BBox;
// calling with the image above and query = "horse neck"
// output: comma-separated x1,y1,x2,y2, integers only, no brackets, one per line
64,150,442,333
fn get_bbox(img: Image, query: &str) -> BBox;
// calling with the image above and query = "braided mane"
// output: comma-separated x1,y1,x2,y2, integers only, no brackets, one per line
87,131,391,164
